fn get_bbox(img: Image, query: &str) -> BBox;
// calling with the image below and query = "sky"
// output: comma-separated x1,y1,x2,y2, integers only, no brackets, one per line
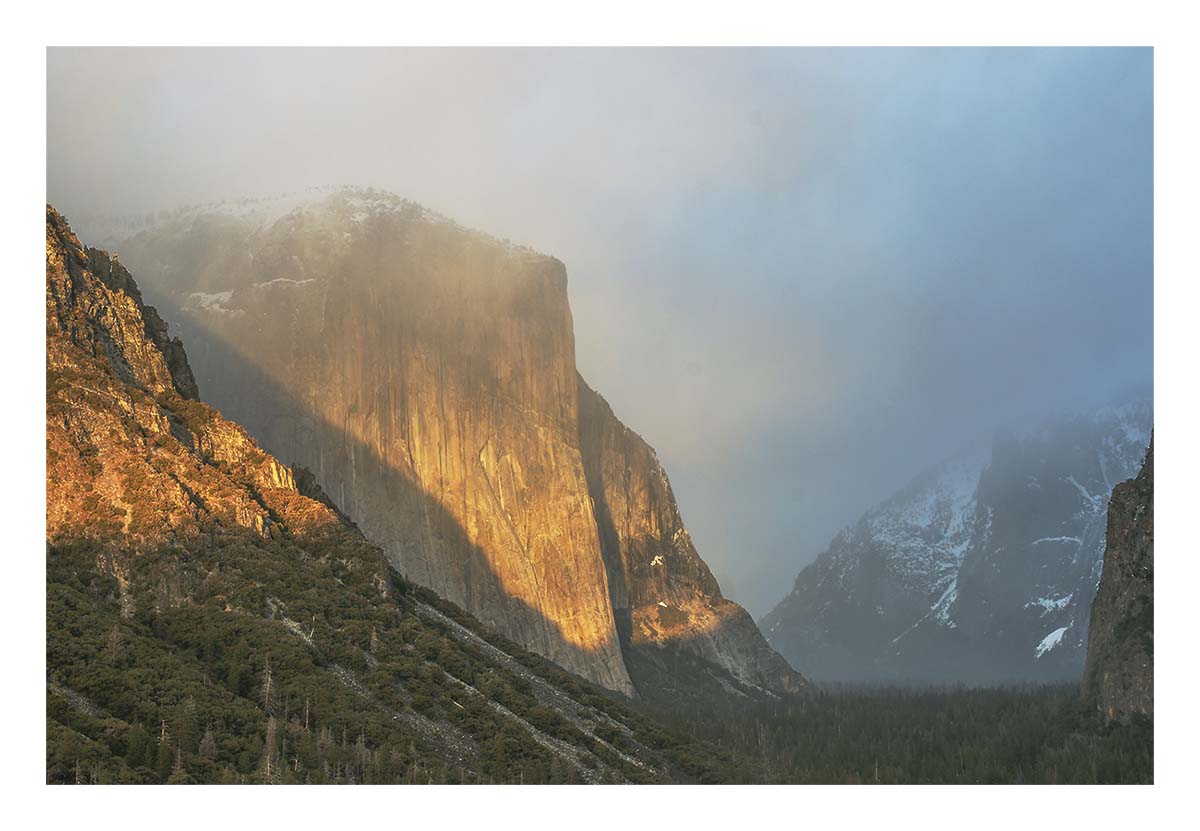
46,47,1153,617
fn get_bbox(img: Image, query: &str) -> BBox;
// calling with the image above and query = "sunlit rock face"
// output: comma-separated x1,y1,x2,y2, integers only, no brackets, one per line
763,399,1152,683
47,206,196,403
1084,438,1153,721
107,187,801,696
110,189,630,693
45,205,344,555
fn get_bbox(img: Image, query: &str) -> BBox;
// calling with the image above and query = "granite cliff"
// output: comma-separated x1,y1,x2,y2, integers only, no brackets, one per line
45,205,754,784
578,379,804,695
94,188,800,698
1084,437,1153,720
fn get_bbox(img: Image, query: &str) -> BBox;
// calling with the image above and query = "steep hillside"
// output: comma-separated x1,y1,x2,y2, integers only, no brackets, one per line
1084,438,1153,720
103,187,800,699
763,401,1151,682
45,206,754,784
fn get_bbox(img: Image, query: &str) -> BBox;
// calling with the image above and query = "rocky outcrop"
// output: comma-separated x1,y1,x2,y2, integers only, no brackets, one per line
578,378,804,694
47,206,196,401
104,187,799,697
763,399,1151,683
1084,437,1153,720
46,206,318,549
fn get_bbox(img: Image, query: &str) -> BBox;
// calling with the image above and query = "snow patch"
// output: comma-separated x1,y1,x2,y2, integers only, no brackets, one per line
930,579,958,628
1066,476,1102,511
186,290,243,316
254,277,315,289
1034,625,1070,658
1026,593,1074,616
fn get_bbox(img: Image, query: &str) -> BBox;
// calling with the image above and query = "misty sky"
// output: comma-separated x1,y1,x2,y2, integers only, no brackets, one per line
46,47,1153,617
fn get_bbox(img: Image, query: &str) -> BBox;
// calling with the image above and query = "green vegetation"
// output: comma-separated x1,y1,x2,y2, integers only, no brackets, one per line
46,530,747,784
633,682,1152,784
155,390,215,434
46,526,1153,785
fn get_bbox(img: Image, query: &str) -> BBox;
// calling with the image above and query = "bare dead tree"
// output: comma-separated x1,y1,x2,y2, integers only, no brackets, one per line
261,655,273,715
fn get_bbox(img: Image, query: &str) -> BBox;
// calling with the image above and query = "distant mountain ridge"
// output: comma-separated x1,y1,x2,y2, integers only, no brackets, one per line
762,397,1151,683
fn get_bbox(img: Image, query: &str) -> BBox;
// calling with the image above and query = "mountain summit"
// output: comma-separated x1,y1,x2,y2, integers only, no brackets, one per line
762,400,1151,683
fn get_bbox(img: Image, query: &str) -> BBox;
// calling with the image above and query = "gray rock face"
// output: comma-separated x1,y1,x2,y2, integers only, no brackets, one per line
1084,438,1153,720
763,399,1151,683
105,188,799,697
760,444,988,682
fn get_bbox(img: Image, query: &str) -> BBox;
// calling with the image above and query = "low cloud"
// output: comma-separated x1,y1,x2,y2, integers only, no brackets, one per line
47,47,1153,616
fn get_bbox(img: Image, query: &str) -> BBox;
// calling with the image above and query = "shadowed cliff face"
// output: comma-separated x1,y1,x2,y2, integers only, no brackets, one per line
1084,437,1153,720
105,188,801,697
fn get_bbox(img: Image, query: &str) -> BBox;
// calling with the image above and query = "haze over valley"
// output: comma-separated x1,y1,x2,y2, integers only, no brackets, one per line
43,46,1154,785
49,47,1153,619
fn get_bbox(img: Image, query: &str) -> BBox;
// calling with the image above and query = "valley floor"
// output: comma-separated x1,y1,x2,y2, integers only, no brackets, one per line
634,682,1152,784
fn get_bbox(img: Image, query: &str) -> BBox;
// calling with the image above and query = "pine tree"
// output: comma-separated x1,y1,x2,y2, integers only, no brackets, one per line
198,725,217,760
156,741,174,782
105,624,125,664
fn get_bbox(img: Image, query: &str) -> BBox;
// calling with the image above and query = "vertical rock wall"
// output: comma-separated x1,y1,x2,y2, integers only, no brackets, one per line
1084,438,1153,720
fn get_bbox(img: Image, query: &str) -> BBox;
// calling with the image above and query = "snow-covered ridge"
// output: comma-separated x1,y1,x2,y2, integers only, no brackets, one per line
764,393,1151,682
850,442,991,603
71,186,550,262
72,186,423,240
